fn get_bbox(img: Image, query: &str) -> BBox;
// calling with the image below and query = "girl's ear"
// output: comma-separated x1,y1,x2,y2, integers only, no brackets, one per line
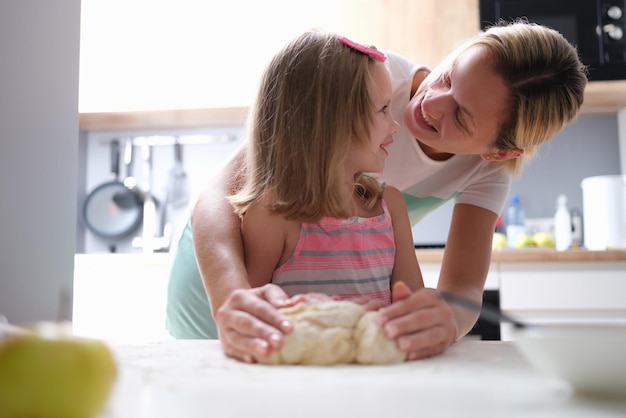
480,148,524,161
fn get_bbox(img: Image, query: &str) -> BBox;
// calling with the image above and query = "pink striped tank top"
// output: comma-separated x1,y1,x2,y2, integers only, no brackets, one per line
272,199,395,305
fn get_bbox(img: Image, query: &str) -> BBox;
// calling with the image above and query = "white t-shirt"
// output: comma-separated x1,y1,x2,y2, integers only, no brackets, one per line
381,49,512,224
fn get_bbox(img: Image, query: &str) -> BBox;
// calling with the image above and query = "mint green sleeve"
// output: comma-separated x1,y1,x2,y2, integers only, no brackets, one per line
165,219,218,339
403,193,458,226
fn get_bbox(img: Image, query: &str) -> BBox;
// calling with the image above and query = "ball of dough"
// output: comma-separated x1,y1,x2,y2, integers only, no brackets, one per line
354,311,407,364
257,300,405,365
258,301,364,365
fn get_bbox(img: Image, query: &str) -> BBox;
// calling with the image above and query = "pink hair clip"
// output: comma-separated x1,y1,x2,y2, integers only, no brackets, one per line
337,36,386,62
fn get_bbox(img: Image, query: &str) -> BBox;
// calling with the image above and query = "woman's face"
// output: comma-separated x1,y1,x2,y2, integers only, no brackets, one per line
403,46,510,158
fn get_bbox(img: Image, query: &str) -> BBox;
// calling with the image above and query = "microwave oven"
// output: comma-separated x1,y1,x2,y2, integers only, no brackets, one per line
479,0,626,81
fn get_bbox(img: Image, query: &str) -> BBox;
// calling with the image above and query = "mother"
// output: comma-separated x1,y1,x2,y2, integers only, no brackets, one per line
166,21,587,362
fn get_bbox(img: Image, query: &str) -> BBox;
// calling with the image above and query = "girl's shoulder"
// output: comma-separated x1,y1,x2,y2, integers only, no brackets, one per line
382,184,402,200
242,195,291,230
381,184,405,212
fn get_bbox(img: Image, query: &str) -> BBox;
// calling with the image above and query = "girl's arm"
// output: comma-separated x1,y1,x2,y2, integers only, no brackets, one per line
383,186,424,292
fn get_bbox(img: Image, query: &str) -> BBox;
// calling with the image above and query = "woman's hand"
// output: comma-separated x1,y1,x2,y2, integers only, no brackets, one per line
216,284,293,363
378,282,457,361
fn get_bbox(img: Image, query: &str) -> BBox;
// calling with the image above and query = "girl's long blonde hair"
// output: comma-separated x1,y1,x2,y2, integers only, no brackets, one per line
229,31,383,222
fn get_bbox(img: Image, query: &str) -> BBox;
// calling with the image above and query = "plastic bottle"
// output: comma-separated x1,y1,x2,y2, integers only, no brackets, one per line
506,194,526,248
554,194,573,251
570,207,583,248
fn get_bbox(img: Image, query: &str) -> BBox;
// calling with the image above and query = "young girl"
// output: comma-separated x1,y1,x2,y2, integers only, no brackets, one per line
228,31,424,306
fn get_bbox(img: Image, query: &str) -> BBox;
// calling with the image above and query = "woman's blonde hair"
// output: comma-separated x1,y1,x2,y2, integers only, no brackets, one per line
435,21,588,175
229,30,383,222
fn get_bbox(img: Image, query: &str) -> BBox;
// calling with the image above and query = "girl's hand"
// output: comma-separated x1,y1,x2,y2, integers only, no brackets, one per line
216,284,293,363
378,282,457,361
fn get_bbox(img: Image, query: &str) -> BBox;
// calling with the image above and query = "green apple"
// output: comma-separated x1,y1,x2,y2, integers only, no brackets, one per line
513,233,535,248
492,232,508,250
533,231,555,248
0,324,117,418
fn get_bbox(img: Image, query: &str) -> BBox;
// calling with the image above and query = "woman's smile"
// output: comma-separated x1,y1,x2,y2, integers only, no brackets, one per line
413,98,437,132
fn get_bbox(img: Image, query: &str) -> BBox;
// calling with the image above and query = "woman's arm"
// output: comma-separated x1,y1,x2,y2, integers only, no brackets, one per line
190,145,292,362
190,145,248,317
437,203,498,337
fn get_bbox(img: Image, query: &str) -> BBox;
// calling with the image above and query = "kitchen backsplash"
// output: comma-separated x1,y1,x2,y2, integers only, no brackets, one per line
78,114,622,253
78,126,243,253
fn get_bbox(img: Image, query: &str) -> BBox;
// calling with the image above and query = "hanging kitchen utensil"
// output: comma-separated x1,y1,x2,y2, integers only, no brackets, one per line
167,137,190,208
113,138,145,209
82,139,143,241
109,138,138,209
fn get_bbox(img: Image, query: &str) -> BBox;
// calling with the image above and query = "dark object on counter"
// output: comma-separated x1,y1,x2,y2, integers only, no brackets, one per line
480,0,626,81
439,290,527,330
414,244,446,249
467,290,502,340
82,139,143,240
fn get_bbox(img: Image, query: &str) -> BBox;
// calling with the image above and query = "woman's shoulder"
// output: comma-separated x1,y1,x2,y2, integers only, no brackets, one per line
383,49,430,83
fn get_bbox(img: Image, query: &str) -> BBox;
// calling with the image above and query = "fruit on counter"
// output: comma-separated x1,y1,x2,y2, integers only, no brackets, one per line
532,231,555,248
0,322,117,418
492,232,508,250
513,233,535,248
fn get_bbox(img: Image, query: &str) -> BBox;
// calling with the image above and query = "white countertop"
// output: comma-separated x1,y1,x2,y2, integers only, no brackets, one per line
99,339,626,418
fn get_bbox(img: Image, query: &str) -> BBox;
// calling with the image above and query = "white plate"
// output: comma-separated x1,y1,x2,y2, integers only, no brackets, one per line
512,323,626,398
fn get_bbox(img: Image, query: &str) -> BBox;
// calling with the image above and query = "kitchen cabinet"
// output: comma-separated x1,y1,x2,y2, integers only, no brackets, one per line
371,0,626,113
344,0,480,69
79,0,479,114
416,249,626,341
420,262,499,290
72,251,626,343
79,0,626,123
499,261,626,340
79,82,626,132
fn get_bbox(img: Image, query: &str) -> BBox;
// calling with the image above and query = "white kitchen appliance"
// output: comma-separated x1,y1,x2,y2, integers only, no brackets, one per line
581,175,626,250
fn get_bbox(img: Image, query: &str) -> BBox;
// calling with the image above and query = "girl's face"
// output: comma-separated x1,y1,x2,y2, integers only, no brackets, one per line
403,46,511,159
346,61,399,175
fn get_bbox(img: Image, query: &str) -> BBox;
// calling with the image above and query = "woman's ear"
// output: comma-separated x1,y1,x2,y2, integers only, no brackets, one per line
480,148,524,161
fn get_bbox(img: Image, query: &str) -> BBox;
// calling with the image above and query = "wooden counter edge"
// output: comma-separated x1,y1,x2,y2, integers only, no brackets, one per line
79,107,249,131
78,81,626,132
415,248,626,264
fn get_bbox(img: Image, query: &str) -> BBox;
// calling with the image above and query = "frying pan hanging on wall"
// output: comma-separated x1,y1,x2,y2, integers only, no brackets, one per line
82,139,143,240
